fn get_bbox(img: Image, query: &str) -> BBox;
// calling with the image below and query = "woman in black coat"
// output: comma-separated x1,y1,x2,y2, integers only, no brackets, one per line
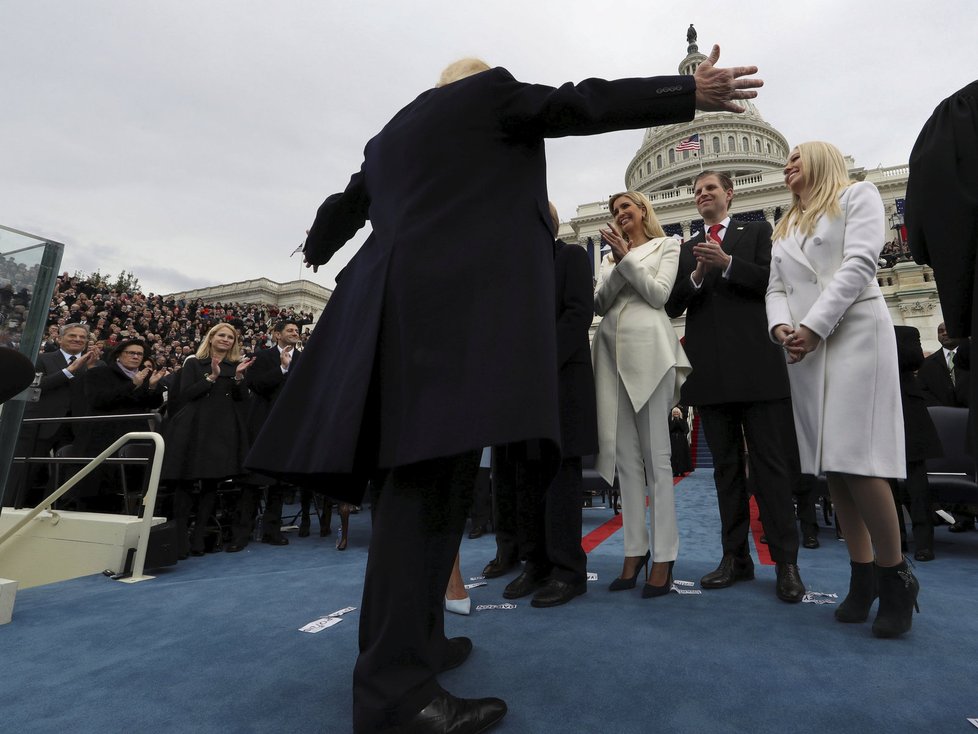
669,407,693,476
163,323,254,556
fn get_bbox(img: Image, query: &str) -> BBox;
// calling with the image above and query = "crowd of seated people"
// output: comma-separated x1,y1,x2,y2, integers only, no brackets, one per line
878,240,914,268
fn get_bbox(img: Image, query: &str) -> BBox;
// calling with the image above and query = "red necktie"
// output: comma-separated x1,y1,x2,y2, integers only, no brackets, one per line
708,223,724,242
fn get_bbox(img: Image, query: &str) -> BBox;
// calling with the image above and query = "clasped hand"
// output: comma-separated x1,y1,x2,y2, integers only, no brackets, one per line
772,324,820,364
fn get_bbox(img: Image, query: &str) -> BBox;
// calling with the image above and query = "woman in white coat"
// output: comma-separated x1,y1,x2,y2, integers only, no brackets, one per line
593,191,691,598
766,141,918,638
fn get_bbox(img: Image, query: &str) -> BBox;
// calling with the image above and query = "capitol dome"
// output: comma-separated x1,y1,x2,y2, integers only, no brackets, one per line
624,27,789,194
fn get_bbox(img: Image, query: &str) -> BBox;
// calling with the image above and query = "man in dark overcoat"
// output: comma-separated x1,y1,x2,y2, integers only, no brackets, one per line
665,170,805,603
906,80,978,445
246,51,763,734
482,203,599,609
10,323,97,507
227,319,301,551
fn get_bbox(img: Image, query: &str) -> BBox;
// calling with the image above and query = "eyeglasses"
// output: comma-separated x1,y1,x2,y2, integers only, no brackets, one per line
121,351,145,357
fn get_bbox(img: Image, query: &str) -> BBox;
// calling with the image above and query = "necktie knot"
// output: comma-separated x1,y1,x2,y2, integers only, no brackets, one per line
708,223,723,241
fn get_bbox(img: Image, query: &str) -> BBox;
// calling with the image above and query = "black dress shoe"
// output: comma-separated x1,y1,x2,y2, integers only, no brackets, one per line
224,543,247,553
700,554,754,589
531,578,587,608
948,518,975,533
802,535,820,549
297,523,310,538
467,525,486,540
502,570,548,599
776,562,806,603
403,690,507,734
189,550,205,557
440,637,473,673
914,548,935,562
481,557,518,579
261,534,289,546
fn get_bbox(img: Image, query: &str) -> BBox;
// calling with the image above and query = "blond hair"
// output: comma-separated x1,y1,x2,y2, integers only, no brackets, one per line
195,322,243,362
436,58,490,87
608,191,666,242
773,141,852,241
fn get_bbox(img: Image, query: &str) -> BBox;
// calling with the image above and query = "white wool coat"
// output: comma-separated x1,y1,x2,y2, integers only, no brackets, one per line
766,181,906,479
592,237,692,484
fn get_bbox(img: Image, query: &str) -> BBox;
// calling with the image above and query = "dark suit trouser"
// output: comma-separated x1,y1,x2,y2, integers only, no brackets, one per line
890,460,934,551
490,446,538,566
544,457,587,584
699,399,800,564
352,450,479,733
231,485,285,544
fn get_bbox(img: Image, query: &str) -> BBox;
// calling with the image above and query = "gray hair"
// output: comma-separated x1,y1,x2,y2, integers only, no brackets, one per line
60,323,90,338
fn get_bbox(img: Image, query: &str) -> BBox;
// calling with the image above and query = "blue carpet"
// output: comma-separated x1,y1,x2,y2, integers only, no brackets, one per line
3,472,977,733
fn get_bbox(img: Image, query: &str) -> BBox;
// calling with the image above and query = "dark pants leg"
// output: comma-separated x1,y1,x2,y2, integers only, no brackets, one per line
173,482,193,557
900,460,934,551
190,481,219,553
545,456,587,584
351,450,480,733
514,458,549,574
469,466,492,531
264,485,285,538
698,405,751,558
491,446,520,564
794,474,820,537
231,486,260,545
741,399,800,564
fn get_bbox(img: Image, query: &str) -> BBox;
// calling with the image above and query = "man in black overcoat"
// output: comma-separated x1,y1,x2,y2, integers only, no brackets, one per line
483,203,599,609
892,326,944,558
916,322,969,409
10,323,98,507
665,170,805,603
227,320,301,551
906,80,978,448
246,51,763,734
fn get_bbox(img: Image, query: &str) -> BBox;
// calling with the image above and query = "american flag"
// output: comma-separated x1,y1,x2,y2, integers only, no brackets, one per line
676,134,701,152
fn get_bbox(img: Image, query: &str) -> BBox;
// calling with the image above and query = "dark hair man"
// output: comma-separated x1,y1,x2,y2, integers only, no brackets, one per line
666,170,806,604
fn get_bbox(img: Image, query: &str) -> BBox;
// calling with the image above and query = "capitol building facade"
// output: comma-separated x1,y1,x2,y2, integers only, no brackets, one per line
561,28,944,352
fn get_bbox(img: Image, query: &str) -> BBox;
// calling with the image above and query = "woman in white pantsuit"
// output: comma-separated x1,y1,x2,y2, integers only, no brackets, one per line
593,191,692,598
766,141,918,638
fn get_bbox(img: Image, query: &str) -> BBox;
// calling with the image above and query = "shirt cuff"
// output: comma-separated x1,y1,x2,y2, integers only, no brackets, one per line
690,273,703,289
62,368,73,379
722,257,734,279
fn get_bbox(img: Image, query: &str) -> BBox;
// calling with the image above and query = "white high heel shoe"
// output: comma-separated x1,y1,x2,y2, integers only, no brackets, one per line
444,595,471,616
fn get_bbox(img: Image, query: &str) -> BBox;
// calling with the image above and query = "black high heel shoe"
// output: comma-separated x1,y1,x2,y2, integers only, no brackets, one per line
642,560,674,599
609,551,651,591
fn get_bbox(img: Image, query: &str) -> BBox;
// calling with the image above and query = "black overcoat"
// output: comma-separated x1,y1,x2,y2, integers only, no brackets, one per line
554,239,598,458
245,345,297,442
894,326,943,462
246,67,695,502
665,219,790,406
77,363,163,456
162,357,250,481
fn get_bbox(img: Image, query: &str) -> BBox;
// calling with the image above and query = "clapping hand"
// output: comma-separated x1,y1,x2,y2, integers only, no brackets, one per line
280,346,293,369
599,225,630,264
235,357,255,379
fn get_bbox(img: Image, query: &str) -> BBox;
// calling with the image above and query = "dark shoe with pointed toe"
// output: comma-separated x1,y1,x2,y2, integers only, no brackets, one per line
531,578,587,607
700,554,754,589
440,636,473,673
802,534,820,549
913,548,935,562
642,561,674,599
224,543,247,553
261,534,289,546
608,550,650,591
502,570,547,600
775,562,806,603
402,690,507,734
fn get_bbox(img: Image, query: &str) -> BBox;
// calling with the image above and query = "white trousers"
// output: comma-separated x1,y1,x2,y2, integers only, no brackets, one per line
615,369,679,561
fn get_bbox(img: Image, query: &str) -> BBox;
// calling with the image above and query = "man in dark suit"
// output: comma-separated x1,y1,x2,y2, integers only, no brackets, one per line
666,170,805,603
483,203,598,609
227,319,301,551
247,52,763,734
915,322,973,532
12,323,98,507
917,322,969,409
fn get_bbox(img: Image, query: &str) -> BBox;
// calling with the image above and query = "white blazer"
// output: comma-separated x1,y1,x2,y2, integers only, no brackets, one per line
592,236,692,482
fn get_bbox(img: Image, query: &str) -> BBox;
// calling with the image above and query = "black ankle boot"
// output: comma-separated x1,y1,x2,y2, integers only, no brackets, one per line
835,560,878,623
872,560,919,638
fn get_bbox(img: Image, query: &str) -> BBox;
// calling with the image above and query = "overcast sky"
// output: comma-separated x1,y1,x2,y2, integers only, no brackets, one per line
1,1,973,295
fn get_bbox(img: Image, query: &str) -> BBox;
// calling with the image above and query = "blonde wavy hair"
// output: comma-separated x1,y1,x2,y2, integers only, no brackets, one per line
195,322,243,362
436,58,490,87
772,141,853,241
608,191,666,242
